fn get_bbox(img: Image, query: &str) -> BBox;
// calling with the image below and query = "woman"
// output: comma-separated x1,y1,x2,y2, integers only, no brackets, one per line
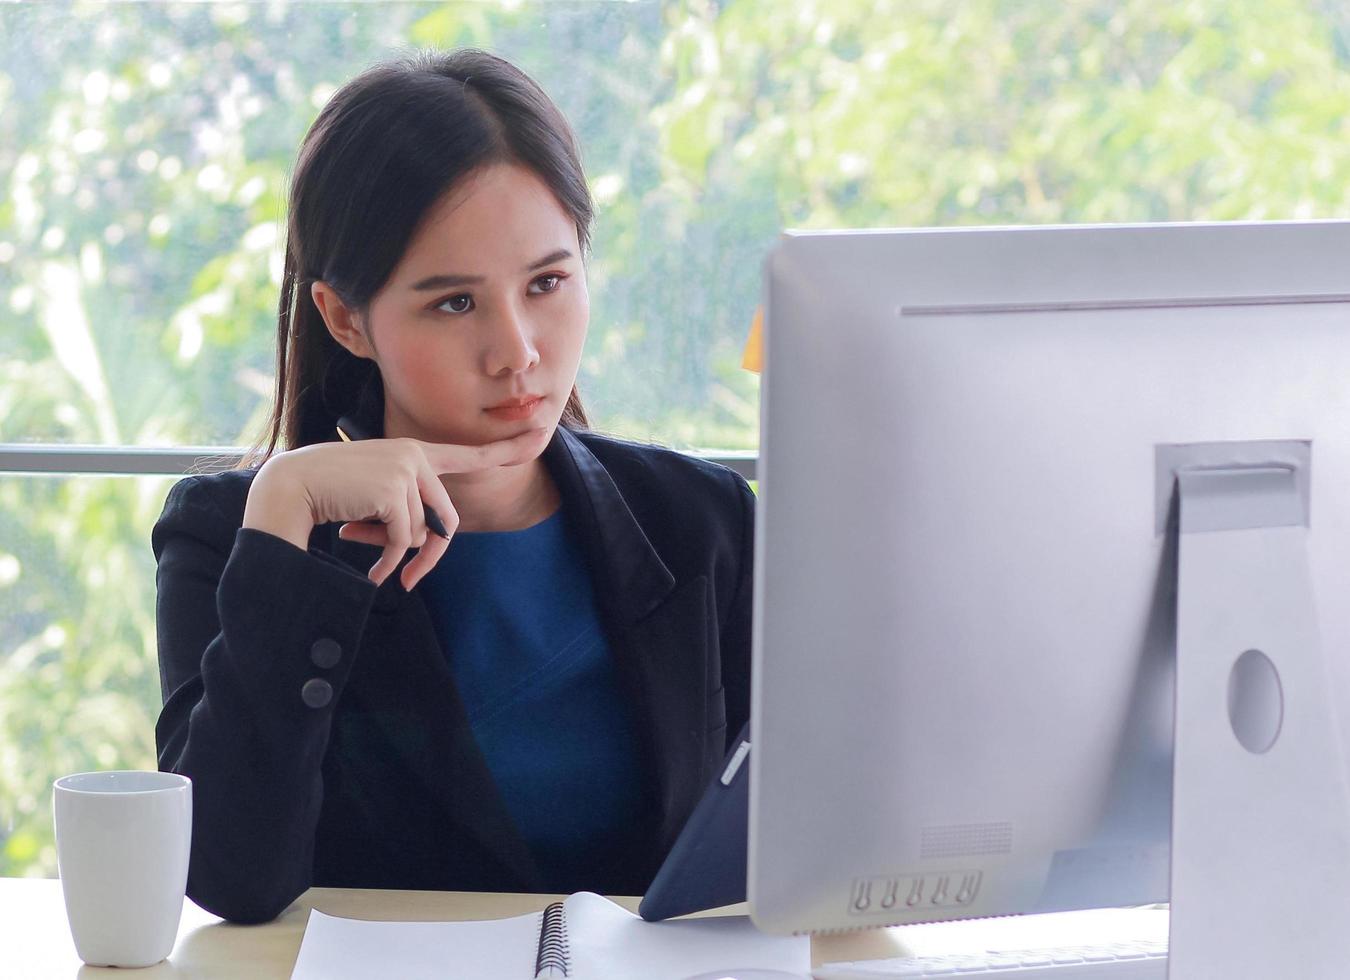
152,48,754,925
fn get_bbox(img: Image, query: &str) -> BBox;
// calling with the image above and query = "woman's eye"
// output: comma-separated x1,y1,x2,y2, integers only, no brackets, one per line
437,294,474,314
530,274,562,294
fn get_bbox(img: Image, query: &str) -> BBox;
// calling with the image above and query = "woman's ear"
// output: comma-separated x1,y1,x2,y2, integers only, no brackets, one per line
312,281,376,360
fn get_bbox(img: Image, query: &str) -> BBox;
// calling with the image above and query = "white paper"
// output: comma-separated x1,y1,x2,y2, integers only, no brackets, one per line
290,907,539,980
564,891,810,979
289,893,811,980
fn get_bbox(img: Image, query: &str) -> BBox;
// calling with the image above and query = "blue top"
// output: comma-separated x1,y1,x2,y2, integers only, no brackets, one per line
417,506,648,891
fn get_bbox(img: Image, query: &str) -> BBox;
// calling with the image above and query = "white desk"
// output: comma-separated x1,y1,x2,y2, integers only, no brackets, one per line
3,876,908,977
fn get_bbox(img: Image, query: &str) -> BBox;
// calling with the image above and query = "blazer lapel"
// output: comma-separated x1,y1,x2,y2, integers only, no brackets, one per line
544,427,717,857
328,530,546,890
613,574,719,857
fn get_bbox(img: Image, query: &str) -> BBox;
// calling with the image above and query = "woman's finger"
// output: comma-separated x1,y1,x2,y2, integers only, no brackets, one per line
418,466,459,542
337,521,389,546
400,523,450,591
406,481,427,549
367,498,412,585
400,467,460,591
416,426,551,475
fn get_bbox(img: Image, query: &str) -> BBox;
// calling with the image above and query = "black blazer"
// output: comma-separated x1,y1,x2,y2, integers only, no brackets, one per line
152,424,754,924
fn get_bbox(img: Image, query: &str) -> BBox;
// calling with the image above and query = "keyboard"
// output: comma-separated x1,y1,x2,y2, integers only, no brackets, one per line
815,937,1168,979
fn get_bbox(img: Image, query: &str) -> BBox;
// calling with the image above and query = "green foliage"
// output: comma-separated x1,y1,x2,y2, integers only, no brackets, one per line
3,0,1350,876
0,475,167,876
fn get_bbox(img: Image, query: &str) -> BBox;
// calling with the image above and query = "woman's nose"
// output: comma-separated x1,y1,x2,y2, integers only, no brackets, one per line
484,303,540,376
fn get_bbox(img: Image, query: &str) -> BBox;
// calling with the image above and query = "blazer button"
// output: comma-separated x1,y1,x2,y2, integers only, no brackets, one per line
310,638,342,669
301,678,333,709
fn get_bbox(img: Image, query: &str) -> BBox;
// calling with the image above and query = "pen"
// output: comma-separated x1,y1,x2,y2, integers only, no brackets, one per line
335,414,451,540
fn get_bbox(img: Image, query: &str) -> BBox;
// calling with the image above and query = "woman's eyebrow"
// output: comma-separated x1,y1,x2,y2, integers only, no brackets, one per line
409,248,574,291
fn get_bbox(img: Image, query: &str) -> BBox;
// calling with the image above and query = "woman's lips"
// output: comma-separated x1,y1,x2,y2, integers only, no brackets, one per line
484,396,544,421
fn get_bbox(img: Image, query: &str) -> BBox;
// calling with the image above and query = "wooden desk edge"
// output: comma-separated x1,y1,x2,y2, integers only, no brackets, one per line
3,876,905,976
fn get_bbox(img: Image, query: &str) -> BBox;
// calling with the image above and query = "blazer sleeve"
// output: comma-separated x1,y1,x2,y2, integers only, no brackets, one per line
151,474,377,924
719,472,756,752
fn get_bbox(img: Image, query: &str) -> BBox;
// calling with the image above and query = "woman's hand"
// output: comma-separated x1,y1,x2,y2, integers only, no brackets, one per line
242,428,551,589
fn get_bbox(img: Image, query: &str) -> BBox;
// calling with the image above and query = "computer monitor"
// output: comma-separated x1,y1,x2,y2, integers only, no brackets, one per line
747,221,1350,977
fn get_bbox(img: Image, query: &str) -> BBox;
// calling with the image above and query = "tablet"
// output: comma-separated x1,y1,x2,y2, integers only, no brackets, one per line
638,721,751,921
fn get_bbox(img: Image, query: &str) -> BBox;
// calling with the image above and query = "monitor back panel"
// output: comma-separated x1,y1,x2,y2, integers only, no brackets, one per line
748,221,1350,934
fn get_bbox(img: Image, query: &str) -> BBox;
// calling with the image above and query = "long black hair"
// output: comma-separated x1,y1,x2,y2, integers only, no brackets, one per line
245,48,593,466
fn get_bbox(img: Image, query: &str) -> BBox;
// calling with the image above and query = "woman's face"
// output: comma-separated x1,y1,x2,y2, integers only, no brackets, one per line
350,162,588,446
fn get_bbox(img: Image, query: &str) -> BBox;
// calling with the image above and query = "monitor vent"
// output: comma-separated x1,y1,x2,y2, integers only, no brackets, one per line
921,822,1013,859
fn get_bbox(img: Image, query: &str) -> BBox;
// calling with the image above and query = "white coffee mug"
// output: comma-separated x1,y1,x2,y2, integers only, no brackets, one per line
52,770,193,968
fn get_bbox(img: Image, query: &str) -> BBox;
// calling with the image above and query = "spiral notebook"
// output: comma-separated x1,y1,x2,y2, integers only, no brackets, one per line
289,891,810,980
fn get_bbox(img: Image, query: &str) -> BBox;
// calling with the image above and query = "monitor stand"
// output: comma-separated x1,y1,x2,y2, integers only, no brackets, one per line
1170,452,1350,978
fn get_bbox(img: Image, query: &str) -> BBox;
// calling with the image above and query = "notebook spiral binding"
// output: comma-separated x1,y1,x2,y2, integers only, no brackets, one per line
535,900,571,976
